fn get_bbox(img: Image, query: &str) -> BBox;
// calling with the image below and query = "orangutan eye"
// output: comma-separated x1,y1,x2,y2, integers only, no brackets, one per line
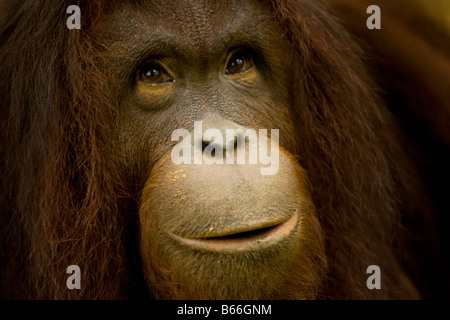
138,63,174,85
225,50,254,75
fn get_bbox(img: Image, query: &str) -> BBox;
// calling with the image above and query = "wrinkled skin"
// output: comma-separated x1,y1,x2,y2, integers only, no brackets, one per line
94,0,326,299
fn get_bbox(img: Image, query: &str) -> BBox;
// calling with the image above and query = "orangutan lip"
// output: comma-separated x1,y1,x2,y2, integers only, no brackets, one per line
169,211,298,253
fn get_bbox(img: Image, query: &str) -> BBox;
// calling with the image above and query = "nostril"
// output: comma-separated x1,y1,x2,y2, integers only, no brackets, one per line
202,140,209,153
202,140,223,158
196,123,252,160
229,132,248,151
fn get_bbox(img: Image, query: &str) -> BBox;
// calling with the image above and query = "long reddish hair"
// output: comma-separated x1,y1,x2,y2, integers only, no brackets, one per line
0,0,431,299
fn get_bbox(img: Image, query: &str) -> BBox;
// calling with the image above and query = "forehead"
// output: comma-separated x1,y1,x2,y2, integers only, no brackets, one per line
139,0,269,33
97,0,283,58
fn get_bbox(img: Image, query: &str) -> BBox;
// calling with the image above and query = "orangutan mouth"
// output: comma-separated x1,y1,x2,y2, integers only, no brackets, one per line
169,211,299,253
